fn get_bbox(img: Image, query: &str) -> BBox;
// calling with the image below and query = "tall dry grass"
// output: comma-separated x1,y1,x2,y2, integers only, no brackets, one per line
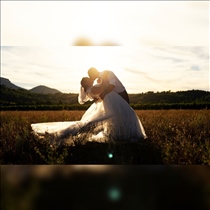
0,110,209,164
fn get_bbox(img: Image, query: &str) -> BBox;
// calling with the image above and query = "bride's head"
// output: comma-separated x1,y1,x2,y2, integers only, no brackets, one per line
81,77,94,92
88,67,99,80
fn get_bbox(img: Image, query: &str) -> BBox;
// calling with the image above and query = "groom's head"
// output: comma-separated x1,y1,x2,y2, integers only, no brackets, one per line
88,67,99,80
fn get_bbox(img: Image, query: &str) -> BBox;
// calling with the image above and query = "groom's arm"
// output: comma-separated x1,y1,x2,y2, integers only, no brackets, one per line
99,84,115,100
99,71,116,99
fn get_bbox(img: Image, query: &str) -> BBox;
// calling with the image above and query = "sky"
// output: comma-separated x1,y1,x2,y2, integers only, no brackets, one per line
1,1,209,94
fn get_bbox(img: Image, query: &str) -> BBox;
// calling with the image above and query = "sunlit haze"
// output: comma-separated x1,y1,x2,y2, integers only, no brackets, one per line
1,1,209,93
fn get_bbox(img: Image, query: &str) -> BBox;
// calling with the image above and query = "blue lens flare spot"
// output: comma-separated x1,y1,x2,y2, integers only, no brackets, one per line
108,188,121,201
108,153,113,158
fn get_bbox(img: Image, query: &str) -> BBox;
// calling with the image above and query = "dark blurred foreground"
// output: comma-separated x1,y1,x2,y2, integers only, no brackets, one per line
1,165,210,210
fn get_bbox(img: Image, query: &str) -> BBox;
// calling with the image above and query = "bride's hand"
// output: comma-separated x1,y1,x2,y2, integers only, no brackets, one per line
99,91,106,100
93,97,101,103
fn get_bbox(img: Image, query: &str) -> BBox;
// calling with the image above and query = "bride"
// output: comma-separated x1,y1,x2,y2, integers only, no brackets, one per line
31,76,147,145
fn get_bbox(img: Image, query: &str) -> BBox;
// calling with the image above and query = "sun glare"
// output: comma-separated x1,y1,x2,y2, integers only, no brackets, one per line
82,47,121,71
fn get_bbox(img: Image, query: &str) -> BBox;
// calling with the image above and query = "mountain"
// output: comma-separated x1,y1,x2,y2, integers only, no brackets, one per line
0,77,24,90
0,77,62,94
29,85,61,94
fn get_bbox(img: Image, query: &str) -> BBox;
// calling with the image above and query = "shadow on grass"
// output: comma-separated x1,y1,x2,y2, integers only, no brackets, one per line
1,132,162,164
61,138,163,164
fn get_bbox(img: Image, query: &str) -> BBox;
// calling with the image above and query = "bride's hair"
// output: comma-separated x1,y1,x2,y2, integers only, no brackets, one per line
80,77,93,92
78,77,93,105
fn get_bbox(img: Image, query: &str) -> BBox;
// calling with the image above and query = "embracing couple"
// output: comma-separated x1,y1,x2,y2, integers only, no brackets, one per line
31,67,146,144
77,67,146,142
79,67,129,105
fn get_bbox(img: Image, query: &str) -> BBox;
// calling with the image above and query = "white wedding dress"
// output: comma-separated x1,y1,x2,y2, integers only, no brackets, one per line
31,87,147,145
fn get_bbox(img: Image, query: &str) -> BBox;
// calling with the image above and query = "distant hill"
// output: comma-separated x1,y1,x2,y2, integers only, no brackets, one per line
29,85,61,94
0,77,62,94
0,77,24,90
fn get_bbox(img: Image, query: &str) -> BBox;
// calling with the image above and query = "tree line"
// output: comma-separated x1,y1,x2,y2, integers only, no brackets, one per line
1,85,210,110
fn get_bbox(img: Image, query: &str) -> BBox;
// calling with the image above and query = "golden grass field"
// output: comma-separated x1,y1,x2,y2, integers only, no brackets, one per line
1,110,210,164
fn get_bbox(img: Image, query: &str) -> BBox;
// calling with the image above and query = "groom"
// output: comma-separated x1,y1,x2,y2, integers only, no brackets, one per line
88,67,130,104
